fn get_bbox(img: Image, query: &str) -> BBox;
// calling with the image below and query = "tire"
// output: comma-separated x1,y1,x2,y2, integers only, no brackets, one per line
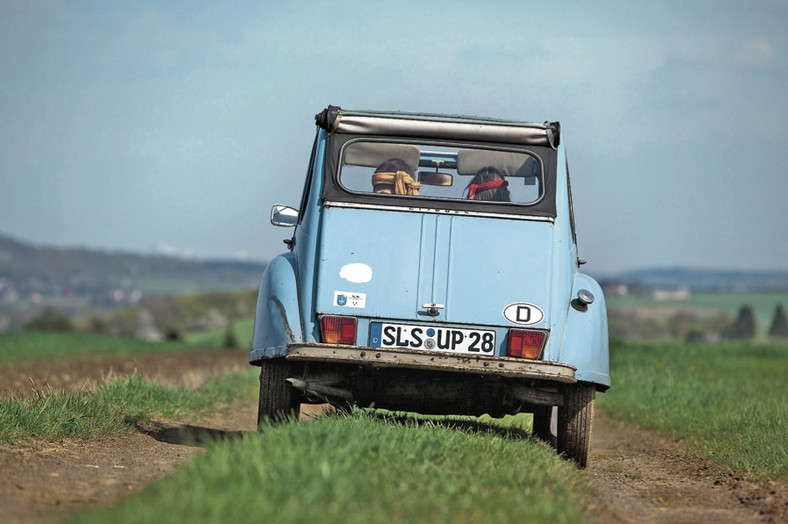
557,383,595,468
257,357,300,426
532,406,557,448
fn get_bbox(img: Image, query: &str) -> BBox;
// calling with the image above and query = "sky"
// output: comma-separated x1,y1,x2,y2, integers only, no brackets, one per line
1,0,787,273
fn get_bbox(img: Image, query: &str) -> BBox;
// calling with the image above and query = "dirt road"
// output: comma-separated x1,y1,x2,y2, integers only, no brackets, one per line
1,350,785,523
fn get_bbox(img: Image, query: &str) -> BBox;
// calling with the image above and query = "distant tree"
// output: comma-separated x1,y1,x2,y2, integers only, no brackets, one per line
164,327,182,341
769,304,788,339
23,307,73,332
684,329,707,343
223,322,238,348
668,311,697,340
725,305,757,340
88,315,108,334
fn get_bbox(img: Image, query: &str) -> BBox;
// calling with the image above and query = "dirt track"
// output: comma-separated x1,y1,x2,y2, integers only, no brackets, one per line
1,350,785,523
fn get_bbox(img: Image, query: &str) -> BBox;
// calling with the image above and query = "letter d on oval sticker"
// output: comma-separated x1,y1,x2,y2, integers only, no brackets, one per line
503,303,544,325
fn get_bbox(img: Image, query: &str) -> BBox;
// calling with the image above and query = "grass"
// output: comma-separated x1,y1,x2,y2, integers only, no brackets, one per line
597,341,788,480
0,320,255,364
183,318,254,348
73,411,592,524
0,368,258,442
0,331,194,363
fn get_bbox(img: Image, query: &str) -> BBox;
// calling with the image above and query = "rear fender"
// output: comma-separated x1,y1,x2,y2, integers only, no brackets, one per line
558,273,610,388
250,253,303,362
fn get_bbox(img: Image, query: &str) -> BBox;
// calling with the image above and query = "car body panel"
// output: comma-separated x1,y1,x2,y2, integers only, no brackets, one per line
250,253,302,361
315,207,555,333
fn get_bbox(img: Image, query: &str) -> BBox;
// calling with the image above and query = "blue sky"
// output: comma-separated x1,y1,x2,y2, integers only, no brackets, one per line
1,0,786,272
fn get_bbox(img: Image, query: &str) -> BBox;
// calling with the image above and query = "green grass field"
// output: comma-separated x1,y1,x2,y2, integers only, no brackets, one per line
0,332,194,363
0,368,258,442
0,319,255,363
73,412,592,524
2,351,594,522
5,330,786,520
183,318,255,349
597,341,788,479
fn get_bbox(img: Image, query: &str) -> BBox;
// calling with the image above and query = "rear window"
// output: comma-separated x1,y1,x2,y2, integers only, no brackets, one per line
338,140,543,206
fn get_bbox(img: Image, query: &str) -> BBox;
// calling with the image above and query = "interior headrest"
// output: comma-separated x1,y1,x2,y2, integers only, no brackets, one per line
343,142,421,172
457,149,538,178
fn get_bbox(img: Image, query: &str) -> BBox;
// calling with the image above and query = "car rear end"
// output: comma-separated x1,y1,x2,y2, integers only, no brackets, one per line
252,107,609,467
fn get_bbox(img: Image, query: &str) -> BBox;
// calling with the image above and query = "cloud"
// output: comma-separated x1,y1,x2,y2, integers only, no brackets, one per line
734,38,776,67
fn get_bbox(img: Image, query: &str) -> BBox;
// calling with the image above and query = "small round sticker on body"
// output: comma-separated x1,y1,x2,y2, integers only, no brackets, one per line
339,263,373,284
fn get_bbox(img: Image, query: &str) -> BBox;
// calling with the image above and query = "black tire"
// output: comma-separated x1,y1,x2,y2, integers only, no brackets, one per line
532,406,557,448
257,357,300,426
557,383,595,468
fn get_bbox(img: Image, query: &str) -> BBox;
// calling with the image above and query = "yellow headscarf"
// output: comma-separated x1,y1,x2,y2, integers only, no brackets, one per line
371,170,420,196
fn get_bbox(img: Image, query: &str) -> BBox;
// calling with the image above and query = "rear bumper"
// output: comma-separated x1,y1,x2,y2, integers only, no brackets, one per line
283,343,577,383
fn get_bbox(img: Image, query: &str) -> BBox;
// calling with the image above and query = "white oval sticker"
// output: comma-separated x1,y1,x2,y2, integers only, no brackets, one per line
503,303,544,325
339,263,373,284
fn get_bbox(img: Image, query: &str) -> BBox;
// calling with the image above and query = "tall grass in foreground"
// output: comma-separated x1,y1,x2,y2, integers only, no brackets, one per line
73,412,592,524
597,341,788,479
0,369,258,442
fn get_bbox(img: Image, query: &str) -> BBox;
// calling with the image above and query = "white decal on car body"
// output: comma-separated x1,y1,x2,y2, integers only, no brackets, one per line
339,263,373,283
503,303,545,325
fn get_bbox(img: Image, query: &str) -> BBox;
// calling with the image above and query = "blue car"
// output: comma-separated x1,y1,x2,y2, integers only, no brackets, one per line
251,106,610,467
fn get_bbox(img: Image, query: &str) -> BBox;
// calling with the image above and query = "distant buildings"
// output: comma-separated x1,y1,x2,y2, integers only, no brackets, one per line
600,281,692,301
651,287,691,301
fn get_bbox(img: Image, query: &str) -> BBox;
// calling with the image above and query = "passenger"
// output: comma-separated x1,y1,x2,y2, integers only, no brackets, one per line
466,166,510,201
371,158,420,195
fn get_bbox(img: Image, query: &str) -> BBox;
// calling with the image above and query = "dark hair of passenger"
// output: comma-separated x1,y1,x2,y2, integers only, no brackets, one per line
466,166,511,202
374,158,413,175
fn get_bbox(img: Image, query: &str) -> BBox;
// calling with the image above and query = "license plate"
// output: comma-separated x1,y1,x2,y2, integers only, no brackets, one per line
369,322,496,355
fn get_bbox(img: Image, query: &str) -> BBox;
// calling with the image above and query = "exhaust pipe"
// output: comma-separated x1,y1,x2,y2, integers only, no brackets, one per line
286,378,353,401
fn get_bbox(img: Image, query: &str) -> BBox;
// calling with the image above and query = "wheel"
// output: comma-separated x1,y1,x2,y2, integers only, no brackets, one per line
557,383,595,468
531,406,557,448
257,357,300,426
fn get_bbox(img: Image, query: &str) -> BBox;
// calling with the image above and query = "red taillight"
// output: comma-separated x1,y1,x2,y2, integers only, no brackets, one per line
508,329,546,359
320,315,357,345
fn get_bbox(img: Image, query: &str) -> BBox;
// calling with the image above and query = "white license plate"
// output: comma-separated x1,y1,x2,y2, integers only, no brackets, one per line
369,322,496,355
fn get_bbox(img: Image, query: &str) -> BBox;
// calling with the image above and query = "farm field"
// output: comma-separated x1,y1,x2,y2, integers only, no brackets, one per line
0,332,195,363
74,412,593,523
606,291,788,329
0,319,253,364
598,341,788,480
0,334,786,522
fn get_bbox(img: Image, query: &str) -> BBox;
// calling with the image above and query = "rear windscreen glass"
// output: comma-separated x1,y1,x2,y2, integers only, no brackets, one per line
338,140,543,206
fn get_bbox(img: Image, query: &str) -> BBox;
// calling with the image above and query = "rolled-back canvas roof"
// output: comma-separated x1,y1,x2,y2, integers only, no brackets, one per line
316,106,560,148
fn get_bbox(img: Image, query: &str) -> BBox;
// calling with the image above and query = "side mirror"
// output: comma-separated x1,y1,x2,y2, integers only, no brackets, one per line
270,204,299,227
418,171,453,186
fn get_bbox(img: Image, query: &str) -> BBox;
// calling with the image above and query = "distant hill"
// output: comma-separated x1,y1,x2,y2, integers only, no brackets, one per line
0,233,266,308
596,267,788,293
